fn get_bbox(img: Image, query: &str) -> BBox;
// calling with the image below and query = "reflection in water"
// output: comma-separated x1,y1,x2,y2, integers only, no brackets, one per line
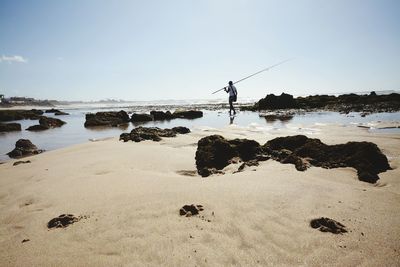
230,115,235,125
261,114,293,123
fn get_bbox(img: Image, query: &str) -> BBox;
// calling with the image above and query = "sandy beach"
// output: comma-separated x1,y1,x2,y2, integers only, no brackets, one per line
0,123,399,266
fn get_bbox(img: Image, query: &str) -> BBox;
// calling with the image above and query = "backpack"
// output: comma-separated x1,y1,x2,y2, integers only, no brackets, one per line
231,85,237,102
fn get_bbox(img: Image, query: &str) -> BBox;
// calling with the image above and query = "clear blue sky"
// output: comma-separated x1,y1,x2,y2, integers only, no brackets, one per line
1,0,399,101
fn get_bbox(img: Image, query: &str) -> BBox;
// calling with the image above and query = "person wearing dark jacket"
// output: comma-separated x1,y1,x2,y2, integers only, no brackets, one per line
224,81,237,115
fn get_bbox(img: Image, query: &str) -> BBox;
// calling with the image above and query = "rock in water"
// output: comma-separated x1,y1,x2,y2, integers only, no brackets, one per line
131,113,153,122
173,110,203,119
26,116,66,131
150,111,174,120
310,217,347,234
39,116,66,128
0,109,43,122
7,139,44,158
0,122,21,132
120,126,190,142
45,108,61,113
84,110,130,127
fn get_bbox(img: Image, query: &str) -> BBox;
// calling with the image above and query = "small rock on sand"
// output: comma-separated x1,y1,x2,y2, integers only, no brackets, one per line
310,217,347,234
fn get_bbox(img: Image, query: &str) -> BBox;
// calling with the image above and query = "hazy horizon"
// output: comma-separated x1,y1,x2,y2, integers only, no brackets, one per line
1,0,399,101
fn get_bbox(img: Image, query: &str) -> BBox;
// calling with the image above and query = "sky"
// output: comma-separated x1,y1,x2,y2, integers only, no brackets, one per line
0,0,399,101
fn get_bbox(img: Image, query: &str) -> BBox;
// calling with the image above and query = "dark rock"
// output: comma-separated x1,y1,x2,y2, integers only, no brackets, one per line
13,160,31,166
0,122,21,132
54,111,69,116
195,134,390,183
172,126,191,134
173,110,203,119
47,214,80,229
150,110,174,120
254,92,400,112
195,135,264,177
261,113,293,122
21,239,30,243
84,110,130,127
0,109,43,122
179,204,204,217
39,116,66,128
310,217,347,234
45,108,61,113
7,139,44,158
131,113,153,122
120,126,190,142
257,93,298,110
26,125,49,131
263,135,391,183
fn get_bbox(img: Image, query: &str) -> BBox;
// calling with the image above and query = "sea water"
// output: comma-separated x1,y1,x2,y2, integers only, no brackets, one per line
1,105,399,162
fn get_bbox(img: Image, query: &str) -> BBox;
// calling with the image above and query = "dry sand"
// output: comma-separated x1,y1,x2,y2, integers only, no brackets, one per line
0,124,399,266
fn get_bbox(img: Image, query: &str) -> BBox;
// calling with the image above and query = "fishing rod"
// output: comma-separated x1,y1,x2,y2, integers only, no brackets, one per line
211,58,293,94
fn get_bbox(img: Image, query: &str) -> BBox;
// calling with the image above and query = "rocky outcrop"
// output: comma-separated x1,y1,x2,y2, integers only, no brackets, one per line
131,110,203,122
0,109,43,122
84,110,130,127
254,92,400,113
26,116,66,131
150,110,174,120
173,110,203,119
120,126,190,142
131,113,154,122
0,122,21,132
7,139,44,158
45,108,61,113
26,125,49,131
54,111,69,115
195,134,391,183
257,93,298,109
263,135,391,183
195,135,266,177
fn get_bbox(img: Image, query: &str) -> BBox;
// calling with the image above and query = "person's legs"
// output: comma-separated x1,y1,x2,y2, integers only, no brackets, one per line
229,97,236,114
229,97,234,115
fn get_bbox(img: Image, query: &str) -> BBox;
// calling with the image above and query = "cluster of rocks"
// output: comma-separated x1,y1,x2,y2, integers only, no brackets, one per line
0,109,44,121
120,126,190,142
85,110,203,127
84,110,130,127
26,116,66,131
45,108,69,115
7,139,44,158
0,109,69,132
195,134,391,183
245,92,400,113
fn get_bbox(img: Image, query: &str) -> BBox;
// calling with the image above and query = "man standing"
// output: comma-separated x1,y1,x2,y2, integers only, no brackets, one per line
225,81,237,115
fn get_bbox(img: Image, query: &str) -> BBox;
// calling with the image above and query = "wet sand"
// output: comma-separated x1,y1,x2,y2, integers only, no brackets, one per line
0,124,399,266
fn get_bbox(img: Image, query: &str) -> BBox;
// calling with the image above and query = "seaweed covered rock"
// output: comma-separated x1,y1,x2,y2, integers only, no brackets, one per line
27,116,66,131
173,110,203,119
39,116,66,128
131,113,153,122
45,108,61,113
120,126,190,142
84,110,130,127
195,135,264,177
257,93,298,110
150,111,174,120
0,109,43,122
0,122,21,132
263,135,391,183
7,139,44,158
